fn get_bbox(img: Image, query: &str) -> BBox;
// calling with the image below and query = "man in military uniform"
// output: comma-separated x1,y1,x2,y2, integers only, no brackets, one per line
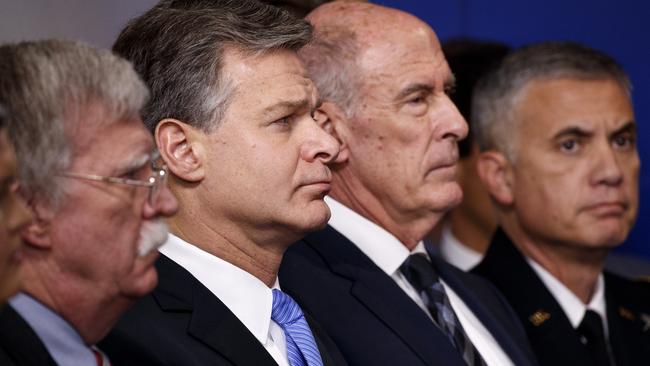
472,41,650,366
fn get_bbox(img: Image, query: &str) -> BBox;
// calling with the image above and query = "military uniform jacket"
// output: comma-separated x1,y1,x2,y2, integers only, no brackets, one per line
472,228,650,366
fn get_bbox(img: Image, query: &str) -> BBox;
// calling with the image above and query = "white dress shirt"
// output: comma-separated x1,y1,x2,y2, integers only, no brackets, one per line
159,234,290,366
326,196,514,366
9,293,103,366
438,224,484,271
527,258,609,335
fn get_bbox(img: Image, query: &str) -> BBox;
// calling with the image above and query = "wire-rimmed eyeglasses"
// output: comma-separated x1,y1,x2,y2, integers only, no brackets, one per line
58,150,168,205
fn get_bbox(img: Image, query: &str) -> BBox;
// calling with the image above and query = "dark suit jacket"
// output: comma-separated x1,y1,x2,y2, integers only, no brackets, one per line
0,304,58,366
279,225,539,366
100,254,347,366
472,228,650,366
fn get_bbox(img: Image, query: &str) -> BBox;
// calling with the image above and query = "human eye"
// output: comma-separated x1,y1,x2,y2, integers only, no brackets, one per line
407,94,427,105
270,115,292,131
612,132,635,150
444,84,456,97
558,138,580,153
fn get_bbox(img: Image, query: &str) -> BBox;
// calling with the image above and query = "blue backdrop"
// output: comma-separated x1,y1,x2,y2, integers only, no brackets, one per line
375,0,649,258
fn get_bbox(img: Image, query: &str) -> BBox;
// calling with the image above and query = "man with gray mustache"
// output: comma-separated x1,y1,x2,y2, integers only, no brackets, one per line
0,39,178,366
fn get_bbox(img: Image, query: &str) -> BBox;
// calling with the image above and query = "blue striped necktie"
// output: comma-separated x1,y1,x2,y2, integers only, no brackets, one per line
271,289,324,366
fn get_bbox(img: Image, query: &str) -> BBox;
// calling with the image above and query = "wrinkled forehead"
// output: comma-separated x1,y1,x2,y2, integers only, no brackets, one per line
223,48,319,116
355,25,450,95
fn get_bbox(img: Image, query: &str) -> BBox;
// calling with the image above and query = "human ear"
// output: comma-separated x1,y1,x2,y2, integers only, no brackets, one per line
155,119,205,182
22,200,53,249
317,102,350,164
476,150,515,206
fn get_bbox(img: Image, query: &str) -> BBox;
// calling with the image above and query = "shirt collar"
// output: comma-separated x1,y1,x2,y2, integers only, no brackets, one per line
9,293,97,366
159,234,277,345
439,224,483,271
526,258,607,330
326,196,424,276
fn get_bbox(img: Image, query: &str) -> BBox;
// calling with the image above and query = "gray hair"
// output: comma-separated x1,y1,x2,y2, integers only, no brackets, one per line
0,40,149,204
472,41,632,162
113,0,313,132
298,25,361,118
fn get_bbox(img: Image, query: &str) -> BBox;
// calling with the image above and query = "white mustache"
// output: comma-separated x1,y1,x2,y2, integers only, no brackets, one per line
137,219,169,257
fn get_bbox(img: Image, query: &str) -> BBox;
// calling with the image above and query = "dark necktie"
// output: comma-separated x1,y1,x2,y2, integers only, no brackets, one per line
271,289,324,366
576,310,615,366
400,253,487,366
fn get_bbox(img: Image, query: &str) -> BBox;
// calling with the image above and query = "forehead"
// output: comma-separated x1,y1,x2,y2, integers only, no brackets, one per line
516,77,634,137
357,23,449,90
221,48,317,117
70,113,153,167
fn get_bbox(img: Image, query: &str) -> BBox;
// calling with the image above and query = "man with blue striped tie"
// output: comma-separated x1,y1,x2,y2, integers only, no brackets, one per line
100,1,347,365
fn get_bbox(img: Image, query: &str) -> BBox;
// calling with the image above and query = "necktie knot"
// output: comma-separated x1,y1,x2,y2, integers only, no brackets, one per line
577,309,605,341
271,289,304,326
400,253,439,292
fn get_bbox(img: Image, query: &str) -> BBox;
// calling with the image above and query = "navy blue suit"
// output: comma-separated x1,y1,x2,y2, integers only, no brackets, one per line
0,305,58,366
279,225,539,366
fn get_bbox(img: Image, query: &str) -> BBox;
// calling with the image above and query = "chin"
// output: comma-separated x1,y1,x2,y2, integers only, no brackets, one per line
424,182,463,212
121,267,159,300
291,202,331,234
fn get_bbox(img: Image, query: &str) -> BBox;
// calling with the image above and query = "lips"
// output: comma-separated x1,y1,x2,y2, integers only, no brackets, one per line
583,201,628,217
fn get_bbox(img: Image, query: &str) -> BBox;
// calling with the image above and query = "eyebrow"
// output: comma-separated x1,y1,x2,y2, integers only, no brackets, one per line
610,120,636,137
396,83,434,100
122,152,151,172
553,126,593,140
263,98,311,116
553,120,637,140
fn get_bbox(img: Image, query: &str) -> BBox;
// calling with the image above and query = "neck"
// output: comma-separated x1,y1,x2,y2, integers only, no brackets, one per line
330,171,440,250
21,260,129,344
168,203,287,287
501,217,606,304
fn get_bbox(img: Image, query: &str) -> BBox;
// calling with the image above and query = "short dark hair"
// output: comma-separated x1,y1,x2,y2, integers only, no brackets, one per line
472,41,631,161
442,39,510,158
114,0,313,132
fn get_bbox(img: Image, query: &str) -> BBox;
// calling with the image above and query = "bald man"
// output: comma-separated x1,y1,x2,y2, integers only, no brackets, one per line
279,3,538,366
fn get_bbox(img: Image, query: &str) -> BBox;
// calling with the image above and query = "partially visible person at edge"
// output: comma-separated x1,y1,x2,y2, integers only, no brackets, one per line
471,41,650,366
0,105,32,306
0,40,179,366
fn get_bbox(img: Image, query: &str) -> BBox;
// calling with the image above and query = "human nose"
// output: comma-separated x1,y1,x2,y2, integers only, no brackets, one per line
591,144,624,187
436,97,468,142
300,119,341,165
143,183,179,219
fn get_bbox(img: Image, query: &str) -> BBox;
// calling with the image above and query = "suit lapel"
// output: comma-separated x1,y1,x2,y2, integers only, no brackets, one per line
430,254,535,365
0,305,58,366
472,229,590,365
154,255,278,366
305,226,466,366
